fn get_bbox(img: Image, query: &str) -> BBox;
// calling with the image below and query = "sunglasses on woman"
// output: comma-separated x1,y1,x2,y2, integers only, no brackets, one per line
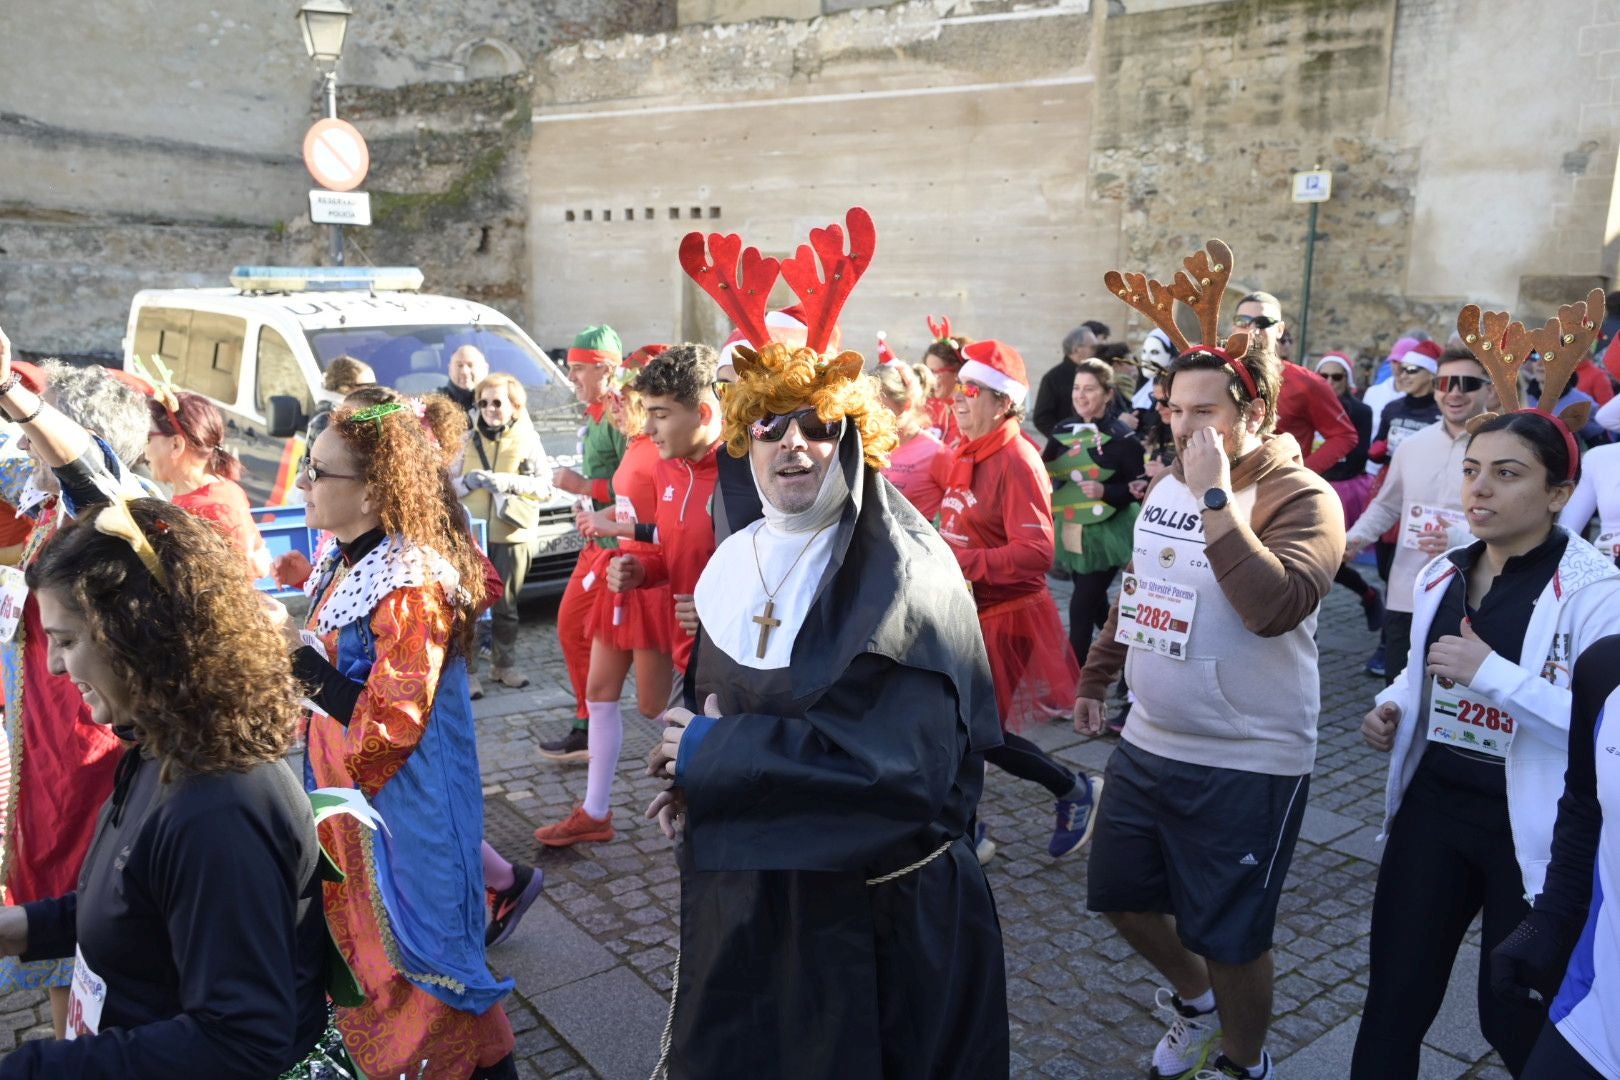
1435,374,1487,394
1398,364,1431,378
750,406,844,443
1321,371,1346,383
955,381,1003,400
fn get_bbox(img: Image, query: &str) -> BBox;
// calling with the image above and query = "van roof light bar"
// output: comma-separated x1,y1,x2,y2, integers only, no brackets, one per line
228,266,425,293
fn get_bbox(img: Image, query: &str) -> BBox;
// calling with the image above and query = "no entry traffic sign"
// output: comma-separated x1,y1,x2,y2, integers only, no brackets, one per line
303,118,370,193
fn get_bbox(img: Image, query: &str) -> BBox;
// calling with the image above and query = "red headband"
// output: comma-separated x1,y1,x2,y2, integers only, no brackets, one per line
1516,407,1581,482
1181,343,1259,400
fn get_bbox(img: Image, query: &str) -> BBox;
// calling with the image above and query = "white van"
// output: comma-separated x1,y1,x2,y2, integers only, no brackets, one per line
121,266,586,593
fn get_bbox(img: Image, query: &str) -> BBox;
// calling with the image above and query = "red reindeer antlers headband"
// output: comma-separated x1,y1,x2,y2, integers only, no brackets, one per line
679,207,876,356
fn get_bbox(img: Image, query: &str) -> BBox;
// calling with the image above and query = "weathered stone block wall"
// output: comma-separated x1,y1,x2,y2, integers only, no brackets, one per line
334,77,534,327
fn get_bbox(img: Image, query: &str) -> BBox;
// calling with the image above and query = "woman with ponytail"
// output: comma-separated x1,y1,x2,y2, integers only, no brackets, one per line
144,392,271,578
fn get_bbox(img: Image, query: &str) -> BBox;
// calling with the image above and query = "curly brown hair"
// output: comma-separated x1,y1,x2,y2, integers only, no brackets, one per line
923,335,972,370
721,344,899,469
330,405,486,654
26,499,298,780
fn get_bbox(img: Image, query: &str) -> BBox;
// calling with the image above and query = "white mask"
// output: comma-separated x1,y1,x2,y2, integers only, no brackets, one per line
1141,334,1172,370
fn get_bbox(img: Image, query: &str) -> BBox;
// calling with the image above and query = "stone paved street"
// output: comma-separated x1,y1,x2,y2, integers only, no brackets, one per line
1,575,1518,1079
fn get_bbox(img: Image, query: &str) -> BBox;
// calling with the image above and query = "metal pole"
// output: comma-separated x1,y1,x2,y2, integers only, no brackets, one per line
1298,200,1317,364
325,71,345,266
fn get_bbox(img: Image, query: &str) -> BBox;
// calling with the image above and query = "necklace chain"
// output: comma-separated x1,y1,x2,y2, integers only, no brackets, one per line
751,521,835,600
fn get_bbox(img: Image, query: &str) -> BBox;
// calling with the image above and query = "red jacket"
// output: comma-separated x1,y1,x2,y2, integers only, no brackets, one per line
1575,355,1615,406
638,442,721,667
934,425,1056,610
1275,361,1358,474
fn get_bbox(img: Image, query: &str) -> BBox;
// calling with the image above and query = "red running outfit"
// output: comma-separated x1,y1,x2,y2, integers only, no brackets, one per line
586,435,674,654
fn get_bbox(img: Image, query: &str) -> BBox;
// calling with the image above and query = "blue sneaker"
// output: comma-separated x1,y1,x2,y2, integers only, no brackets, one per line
1048,774,1104,858
1364,643,1386,678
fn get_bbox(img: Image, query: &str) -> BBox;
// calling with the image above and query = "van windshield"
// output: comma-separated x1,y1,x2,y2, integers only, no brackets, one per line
304,323,574,418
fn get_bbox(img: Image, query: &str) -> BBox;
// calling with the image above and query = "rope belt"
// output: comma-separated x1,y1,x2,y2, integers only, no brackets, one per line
649,837,959,1079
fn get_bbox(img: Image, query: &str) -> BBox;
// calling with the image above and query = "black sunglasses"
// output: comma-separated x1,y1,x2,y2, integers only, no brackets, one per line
1399,364,1431,378
1435,375,1487,393
749,406,844,443
1322,371,1347,381
1233,314,1279,330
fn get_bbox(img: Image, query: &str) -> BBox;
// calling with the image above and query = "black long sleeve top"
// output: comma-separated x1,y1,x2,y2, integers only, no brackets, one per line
2,748,326,1078
1534,634,1620,931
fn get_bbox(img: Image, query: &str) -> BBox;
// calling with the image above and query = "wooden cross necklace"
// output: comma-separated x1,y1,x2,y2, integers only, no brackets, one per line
749,521,835,659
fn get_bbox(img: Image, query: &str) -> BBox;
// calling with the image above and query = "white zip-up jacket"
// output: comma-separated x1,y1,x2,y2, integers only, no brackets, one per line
1375,528,1620,899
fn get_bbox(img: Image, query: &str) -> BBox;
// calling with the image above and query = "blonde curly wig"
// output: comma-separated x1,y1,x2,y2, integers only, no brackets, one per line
721,343,899,469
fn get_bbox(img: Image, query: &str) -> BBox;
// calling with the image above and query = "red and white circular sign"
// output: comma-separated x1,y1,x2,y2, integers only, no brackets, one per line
302,118,370,193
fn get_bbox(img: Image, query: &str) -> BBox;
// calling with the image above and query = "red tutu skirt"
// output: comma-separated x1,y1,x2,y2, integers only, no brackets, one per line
585,543,675,655
977,590,1080,733
1328,473,1376,531
586,579,674,653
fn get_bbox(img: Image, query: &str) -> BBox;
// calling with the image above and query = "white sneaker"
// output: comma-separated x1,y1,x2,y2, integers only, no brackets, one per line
1195,1050,1272,1080
1148,987,1221,1079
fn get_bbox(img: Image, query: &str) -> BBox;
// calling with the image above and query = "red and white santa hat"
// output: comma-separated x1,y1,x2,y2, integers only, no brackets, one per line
957,340,1029,405
719,305,842,367
876,331,898,366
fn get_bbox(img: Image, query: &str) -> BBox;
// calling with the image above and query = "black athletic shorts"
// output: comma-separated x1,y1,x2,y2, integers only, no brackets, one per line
1086,739,1310,965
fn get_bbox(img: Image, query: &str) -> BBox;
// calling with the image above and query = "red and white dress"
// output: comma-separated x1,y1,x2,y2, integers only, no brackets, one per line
586,435,674,655
935,418,1078,730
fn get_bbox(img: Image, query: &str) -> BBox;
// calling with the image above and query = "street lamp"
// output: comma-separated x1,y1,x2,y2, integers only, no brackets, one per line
295,0,354,266
296,0,352,118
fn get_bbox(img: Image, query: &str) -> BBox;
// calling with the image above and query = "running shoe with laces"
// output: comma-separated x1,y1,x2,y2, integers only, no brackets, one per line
1194,1050,1271,1080
538,727,590,763
534,803,614,847
1148,987,1222,1080
485,862,545,948
1047,774,1104,858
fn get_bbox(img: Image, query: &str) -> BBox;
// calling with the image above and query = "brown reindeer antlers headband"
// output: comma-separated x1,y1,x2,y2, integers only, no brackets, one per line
1455,286,1602,481
1104,239,1257,399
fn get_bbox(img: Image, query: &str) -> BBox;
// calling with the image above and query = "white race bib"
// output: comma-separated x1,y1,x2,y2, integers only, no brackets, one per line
1401,502,1466,551
1426,678,1516,759
65,945,106,1040
1596,525,1619,561
0,565,25,643
1115,573,1198,661
614,495,638,526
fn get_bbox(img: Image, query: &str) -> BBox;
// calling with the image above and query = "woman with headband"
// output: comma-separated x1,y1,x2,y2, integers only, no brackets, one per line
0,334,150,1038
0,499,329,1077
143,389,271,579
291,402,517,1079
922,316,968,448
1355,291,1620,1079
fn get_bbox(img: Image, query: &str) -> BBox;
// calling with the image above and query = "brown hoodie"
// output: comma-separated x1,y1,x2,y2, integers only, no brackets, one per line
1079,433,1345,774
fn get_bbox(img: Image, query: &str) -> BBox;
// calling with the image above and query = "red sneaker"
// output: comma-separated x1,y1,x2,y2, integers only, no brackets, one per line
534,804,614,847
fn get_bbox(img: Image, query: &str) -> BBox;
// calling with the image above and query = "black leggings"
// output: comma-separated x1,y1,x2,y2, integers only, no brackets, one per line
1350,779,1545,1079
1522,1020,1608,1079
985,732,1076,799
1068,569,1117,663
1334,563,1374,597
470,1055,519,1080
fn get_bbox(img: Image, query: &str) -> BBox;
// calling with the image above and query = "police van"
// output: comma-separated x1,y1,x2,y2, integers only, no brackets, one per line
120,266,586,592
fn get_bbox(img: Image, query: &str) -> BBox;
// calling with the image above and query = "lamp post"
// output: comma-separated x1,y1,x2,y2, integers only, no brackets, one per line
296,0,354,266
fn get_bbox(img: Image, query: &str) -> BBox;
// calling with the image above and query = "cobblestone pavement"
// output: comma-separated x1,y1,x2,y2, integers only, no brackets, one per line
2,575,1518,1079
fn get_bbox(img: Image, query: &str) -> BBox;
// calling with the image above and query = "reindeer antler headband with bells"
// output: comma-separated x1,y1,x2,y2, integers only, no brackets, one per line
680,207,892,467
1454,287,1602,482
1104,239,1259,400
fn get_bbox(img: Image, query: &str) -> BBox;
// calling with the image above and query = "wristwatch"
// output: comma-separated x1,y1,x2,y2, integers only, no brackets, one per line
1201,487,1229,512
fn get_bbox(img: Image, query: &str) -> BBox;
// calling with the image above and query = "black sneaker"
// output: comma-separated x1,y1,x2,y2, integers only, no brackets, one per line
1196,1050,1272,1079
485,863,545,948
538,727,589,763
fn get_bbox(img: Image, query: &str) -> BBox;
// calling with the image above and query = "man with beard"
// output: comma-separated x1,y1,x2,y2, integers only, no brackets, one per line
1075,243,1344,1080
644,210,1007,1079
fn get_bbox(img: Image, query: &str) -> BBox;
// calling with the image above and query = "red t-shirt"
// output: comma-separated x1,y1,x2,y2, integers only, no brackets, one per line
638,443,721,668
174,480,271,578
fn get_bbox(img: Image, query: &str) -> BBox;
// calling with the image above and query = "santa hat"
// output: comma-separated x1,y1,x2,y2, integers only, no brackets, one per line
876,331,898,366
1401,339,1442,375
1315,351,1353,376
10,360,44,395
958,340,1029,405
718,308,833,367
623,343,668,371
568,324,622,366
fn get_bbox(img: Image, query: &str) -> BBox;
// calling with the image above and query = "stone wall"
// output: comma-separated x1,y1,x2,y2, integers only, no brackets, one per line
0,0,672,358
